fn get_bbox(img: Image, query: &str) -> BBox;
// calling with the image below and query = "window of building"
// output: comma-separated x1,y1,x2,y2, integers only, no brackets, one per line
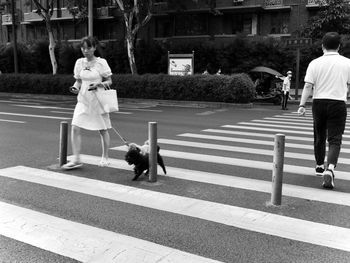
174,14,208,36
95,21,119,40
223,14,252,35
155,17,172,38
269,12,290,34
93,0,117,6
59,0,70,8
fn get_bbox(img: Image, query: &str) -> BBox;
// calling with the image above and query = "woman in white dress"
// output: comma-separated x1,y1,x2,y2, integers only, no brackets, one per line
62,36,113,169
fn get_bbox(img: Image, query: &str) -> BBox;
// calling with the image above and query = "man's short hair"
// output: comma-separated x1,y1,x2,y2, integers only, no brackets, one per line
322,32,341,50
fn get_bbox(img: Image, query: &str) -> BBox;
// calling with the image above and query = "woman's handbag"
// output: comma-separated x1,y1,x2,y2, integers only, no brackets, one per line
94,83,119,114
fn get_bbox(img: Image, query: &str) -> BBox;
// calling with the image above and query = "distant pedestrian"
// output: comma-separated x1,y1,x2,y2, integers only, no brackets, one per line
281,71,292,110
298,32,350,189
62,36,113,170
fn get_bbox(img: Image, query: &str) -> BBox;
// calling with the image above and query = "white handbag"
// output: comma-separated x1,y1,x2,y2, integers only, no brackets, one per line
94,83,119,114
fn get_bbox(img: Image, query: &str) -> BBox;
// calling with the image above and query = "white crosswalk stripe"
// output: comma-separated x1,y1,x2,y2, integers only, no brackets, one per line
1,166,350,253
1,111,350,262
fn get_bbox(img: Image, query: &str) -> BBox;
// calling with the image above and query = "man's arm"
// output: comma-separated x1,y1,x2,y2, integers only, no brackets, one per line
297,82,313,116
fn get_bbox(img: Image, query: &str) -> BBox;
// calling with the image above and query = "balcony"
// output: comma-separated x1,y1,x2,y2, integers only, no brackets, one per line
263,0,290,10
23,11,41,22
152,1,168,14
95,6,119,19
306,0,328,9
216,0,263,11
1,13,12,25
23,9,74,23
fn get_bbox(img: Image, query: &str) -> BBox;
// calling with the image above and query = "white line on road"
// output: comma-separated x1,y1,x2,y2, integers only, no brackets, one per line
74,154,350,207
0,118,26,123
110,147,350,179
202,129,350,146
178,133,350,153
111,111,133,115
1,165,350,253
238,122,314,131
50,111,73,114
120,107,162,112
8,101,41,105
0,200,222,263
274,114,314,120
13,105,74,110
264,117,314,123
156,138,349,164
222,125,350,139
0,112,71,120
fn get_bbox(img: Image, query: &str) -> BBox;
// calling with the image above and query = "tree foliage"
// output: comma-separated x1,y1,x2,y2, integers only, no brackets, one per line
302,0,350,39
26,0,58,74
66,0,88,20
114,0,153,74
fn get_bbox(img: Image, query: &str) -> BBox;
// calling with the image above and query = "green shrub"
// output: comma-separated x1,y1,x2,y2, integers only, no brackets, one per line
0,73,255,103
0,73,74,94
113,73,255,103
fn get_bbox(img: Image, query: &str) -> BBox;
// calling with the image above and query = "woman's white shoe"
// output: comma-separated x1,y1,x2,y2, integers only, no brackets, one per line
99,158,110,167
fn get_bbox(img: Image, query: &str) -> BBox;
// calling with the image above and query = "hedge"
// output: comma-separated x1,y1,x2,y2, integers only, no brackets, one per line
0,73,255,103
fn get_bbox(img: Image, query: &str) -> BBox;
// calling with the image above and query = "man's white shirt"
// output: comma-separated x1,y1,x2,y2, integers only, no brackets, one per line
304,51,350,102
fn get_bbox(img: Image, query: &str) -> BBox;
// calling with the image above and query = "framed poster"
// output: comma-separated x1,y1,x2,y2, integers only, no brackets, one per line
168,51,194,76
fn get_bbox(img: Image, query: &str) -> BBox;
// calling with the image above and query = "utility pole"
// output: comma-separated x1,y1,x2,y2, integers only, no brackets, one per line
10,0,18,73
88,0,93,36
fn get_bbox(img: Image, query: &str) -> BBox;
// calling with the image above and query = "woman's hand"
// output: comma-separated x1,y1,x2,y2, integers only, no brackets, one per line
69,86,79,94
88,82,104,91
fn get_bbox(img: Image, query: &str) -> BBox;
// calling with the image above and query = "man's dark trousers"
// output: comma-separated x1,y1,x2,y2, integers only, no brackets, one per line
282,92,289,110
312,99,347,167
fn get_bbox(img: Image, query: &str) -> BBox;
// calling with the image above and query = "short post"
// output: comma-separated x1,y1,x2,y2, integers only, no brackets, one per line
148,122,158,182
271,134,285,205
59,121,68,167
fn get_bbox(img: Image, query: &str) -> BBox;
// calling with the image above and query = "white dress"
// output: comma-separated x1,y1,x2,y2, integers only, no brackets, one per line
71,57,112,130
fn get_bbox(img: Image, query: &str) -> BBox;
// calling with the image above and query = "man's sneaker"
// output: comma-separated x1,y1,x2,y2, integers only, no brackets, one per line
322,169,335,189
315,166,325,176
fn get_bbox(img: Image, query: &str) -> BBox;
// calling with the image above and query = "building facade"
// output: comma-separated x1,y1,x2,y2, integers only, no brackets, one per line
0,0,328,45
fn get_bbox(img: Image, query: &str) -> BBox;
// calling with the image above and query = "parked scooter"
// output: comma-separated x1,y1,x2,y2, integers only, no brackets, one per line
250,66,284,105
254,86,283,105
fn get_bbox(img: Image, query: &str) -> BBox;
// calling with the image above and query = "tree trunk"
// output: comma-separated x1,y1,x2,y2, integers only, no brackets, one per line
48,31,57,75
126,33,137,74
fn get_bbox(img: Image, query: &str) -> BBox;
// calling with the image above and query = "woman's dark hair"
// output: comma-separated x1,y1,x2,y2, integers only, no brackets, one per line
79,36,103,57
322,32,341,50
80,36,98,48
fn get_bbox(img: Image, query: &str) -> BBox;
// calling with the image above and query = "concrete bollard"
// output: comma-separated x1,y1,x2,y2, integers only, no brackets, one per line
59,121,68,167
271,133,285,206
148,122,158,182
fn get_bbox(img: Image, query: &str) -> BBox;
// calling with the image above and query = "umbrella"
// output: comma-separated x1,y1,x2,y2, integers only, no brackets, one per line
250,66,283,77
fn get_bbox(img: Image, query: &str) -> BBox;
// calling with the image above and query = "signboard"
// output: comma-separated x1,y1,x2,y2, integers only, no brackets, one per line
286,38,312,47
168,52,194,76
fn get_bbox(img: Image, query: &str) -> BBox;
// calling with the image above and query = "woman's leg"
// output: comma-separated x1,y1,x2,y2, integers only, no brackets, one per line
71,125,82,162
62,125,82,169
99,129,110,165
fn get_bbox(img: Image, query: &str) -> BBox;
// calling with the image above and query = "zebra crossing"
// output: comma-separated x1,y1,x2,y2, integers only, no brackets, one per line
1,110,350,262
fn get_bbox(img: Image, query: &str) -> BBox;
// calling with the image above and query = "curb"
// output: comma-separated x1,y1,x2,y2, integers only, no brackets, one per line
0,92,253,109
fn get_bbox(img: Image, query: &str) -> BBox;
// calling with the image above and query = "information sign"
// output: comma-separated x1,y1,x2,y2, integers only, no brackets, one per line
168,52,194,76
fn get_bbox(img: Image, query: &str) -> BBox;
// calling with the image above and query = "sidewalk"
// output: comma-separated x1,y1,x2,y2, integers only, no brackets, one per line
1,91,349,108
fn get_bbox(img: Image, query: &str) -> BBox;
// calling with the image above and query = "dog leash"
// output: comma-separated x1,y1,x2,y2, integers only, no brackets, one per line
111,126,129,146
88,84,129,146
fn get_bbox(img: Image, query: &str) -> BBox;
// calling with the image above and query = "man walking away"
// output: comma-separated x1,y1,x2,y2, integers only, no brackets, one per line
298,32,350,189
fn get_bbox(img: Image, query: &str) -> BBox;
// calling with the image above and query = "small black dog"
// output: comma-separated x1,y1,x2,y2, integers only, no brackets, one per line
125,141,167,181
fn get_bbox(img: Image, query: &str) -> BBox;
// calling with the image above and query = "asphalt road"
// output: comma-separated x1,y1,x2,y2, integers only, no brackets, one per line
1,93,350,263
